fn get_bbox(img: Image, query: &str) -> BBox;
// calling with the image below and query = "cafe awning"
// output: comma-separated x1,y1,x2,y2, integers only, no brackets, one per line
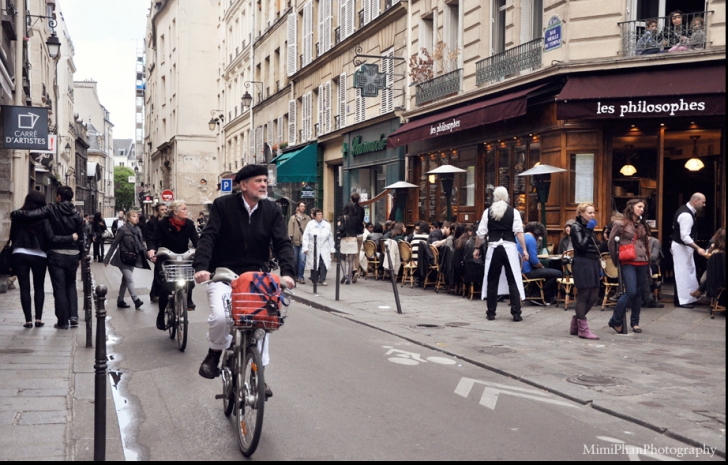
387,84,547,149
275,143,317,183
556,64,725,120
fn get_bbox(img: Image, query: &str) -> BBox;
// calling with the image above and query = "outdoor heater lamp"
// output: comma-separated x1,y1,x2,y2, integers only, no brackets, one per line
517,164,567,249
384,181,418,223
426,165,467,222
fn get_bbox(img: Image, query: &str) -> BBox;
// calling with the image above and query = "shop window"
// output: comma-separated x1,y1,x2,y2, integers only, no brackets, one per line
484,147,496,210
611,134,657,220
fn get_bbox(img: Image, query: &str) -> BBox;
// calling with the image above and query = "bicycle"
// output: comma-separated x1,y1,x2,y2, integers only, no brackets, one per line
157,247,195,352
206,268,290,457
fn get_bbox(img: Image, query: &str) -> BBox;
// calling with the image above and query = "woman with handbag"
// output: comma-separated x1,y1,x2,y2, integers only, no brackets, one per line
337,203,359,285
104,210,150,309
608,199,651,333
92,212,108,262
7,191,78,328
569,202,601,339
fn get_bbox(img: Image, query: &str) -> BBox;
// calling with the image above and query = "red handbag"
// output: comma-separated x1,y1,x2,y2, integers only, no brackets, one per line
619,243,637,263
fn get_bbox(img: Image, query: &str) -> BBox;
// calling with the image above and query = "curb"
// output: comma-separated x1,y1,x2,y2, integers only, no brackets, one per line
290,290,727,459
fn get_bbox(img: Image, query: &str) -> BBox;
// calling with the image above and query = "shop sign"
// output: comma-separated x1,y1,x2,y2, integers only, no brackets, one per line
596,99,706,118
301,185,315,198
544,16,562,52
429,118,461,136
343,134,388,158
2,106,50,150
559,96,722,120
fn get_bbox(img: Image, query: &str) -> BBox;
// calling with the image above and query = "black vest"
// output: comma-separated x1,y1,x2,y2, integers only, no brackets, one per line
487,206,516,243
671,204,697,245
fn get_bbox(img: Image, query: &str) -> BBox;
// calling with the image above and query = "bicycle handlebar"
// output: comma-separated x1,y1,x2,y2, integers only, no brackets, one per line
202,268,291,292
156,247,196,261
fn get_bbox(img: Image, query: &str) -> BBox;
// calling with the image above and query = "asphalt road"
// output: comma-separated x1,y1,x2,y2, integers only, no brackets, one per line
94,263,721,461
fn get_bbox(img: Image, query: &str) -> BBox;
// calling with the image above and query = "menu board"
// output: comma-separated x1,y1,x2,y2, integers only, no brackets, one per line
574,153,594,203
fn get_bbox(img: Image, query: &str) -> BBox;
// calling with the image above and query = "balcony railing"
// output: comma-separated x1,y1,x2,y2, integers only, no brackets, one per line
333,115,340,131
476,38,543,86
416,68,462,106
315,42,319,58
314,123,320,137
335,27,340,45
618,11,709,57
358,10,364,28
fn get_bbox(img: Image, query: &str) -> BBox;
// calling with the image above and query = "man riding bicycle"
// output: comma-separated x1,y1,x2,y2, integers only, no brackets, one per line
193,165,296,398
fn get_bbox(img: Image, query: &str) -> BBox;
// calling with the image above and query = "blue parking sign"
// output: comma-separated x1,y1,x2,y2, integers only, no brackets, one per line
221,179,233,193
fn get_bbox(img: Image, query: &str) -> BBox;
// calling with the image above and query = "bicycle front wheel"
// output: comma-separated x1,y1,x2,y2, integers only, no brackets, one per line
236,344,265,457
166,297,176,340
175,289,188,352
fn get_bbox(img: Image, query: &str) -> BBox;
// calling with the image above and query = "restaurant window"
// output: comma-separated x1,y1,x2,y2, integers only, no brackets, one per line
486,138,541,221
611,134,657,222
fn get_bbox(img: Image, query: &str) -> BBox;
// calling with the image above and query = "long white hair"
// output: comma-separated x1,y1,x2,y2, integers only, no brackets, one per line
489,186,510,221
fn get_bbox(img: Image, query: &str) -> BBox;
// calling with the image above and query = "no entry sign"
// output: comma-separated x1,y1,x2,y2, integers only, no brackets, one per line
161,190,174,202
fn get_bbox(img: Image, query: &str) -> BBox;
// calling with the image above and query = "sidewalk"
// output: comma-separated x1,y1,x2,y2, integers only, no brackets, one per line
289,273,726,457
0,272,124,461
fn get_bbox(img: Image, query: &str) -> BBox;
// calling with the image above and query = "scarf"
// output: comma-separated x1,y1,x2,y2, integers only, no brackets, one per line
169,217,186,232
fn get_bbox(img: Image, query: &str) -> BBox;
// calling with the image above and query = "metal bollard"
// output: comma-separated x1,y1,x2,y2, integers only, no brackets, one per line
313,235,318,295
384,243,403,314
83,254,93,348
335,247,341,301
94,285,108,461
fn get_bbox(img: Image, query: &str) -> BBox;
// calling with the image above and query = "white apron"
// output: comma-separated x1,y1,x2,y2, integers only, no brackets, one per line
481,241,525,300
670,241,699,305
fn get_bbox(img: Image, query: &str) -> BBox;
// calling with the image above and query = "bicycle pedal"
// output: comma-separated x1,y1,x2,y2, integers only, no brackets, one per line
214,394,226,399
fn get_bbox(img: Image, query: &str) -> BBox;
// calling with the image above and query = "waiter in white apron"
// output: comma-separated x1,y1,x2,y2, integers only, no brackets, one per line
473,186,528,321
670,192,707,308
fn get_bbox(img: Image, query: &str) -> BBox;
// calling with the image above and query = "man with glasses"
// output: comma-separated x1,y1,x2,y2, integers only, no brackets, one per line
287,201,311,284
145,203,168,302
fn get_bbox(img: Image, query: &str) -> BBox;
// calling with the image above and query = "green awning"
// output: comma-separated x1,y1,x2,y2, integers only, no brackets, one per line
276,143,317,183
270,152,294,164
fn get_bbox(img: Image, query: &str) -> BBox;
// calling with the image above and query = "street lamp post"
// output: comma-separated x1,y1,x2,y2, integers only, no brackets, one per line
426,165,466,223
517,164,567,250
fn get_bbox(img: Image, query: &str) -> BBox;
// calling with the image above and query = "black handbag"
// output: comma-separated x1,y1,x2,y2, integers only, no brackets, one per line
0,240,13,275
119,231,138,266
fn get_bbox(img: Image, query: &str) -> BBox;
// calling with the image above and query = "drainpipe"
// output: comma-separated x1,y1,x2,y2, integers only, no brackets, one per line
12,1,26,208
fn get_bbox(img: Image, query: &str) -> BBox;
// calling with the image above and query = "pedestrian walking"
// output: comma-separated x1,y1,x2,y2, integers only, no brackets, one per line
83,214,93,254
111,210,125,235
104,210,150,309
348,193,366,280
144,203,168,303
337,203,359,284
10,191,77,328
302,208,334,285
670,192,706,308
608,199,651,333
569,203,601,339
287,201,311,284
10,186,84,329
92,212,107,262
473,186,528,322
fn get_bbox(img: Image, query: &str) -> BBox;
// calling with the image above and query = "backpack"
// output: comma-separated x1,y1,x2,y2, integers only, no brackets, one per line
230,272,289,330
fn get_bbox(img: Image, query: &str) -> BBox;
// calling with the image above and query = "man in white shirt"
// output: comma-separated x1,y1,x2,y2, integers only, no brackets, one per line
670,192,706,308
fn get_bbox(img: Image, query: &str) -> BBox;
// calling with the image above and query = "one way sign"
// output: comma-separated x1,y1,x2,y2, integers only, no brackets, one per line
454,378,579,410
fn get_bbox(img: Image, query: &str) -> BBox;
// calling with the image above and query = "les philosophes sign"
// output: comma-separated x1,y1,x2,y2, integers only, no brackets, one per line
2,106,50,150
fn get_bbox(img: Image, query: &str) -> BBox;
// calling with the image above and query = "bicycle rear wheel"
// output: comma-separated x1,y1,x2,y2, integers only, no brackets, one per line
176,289,188,352
236,343,265,457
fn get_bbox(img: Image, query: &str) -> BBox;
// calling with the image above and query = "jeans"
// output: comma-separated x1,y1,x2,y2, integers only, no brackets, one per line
292,244,305,280
610,264,649,328
47,252,80,326
93,238,105,261
118,265,138,301
525,267,562,301
12,253,47,322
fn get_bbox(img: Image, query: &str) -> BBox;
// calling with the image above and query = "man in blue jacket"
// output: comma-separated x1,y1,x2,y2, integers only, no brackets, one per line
517,222,562,305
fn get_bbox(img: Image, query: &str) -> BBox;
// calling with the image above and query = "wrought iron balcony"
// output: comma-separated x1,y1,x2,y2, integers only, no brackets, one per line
314,123,320,137
476,38,543,86
333,115,340,131
316,42,320,58
618,11,709,57
385,0,393,9
416,68,462,106
335,27,340,45
358,9,364,28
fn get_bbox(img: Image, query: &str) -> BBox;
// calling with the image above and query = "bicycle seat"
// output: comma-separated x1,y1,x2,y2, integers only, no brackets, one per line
211,268,239,283
157,247,195,261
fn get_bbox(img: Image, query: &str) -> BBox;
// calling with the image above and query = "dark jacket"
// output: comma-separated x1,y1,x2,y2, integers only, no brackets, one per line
148,217,199,254
570,217,600,260
92,219,107,241
338,214,359,239
193,194,295,277
608,219,650,266
10,201,84,253
10,217,73,252
145,215,161,243
111,218,124,235
104,223,151,270
350,202,365,235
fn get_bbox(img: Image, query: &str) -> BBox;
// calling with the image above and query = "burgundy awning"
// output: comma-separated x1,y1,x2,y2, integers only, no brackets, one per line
556,64,725,120
387,84,547,149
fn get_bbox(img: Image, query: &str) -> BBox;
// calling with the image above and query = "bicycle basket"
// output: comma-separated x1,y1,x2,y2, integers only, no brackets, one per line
162,260,195,282
230,272,290,331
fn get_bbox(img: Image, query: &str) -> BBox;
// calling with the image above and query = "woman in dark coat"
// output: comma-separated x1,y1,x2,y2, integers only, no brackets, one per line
92,212,108,262
147,201,199,330
10,191,77,328
570,202,601,339
104,210,150,309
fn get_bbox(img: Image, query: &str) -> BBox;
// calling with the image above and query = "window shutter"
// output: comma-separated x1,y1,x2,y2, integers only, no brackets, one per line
372,0,381,21
318,0,324,57
340,0,347,41
324,81,332,134
287,13,297,76
255,126,264,163
303,2,313,66
520,0,533,43
323,0,332,53
305,92,313,141
267,121,273,148
277,116,284,145
339,72,347,129
380,49,394,115
346,0,355,38
363,0,371,26
318,85,324,136
355,88,365,123
249,130,254,164
288,100,297,145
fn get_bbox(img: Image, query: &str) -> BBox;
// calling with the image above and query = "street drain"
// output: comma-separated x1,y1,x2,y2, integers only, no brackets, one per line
0,349,33,355
476,346,512,355
414,324,441,329
445,322,470,327
567,375,618,386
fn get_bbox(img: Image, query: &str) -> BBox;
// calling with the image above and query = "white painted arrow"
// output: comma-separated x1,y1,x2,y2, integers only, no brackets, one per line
455,377,579,410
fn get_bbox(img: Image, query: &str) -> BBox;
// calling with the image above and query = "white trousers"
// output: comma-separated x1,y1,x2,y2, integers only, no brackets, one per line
206,282,271,365
670,242,699,305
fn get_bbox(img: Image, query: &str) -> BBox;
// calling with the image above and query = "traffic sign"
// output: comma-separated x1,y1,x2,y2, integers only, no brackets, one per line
221,179,233,193
161,190,174,202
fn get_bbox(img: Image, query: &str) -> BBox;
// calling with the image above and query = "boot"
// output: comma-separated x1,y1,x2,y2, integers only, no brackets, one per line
199,349,222,379
156,311,166,331
577,319,599,340
133,298,144,309
570,316,578,335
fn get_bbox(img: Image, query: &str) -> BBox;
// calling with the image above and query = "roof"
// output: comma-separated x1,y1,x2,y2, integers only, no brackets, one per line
113,139,135,159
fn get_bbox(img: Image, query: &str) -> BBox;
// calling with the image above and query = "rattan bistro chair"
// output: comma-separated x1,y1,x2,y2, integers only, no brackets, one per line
522,272,547,306
423,245,440,291
398,241,417,288
556,250,576,310
601,253,620,311
363,240,380,280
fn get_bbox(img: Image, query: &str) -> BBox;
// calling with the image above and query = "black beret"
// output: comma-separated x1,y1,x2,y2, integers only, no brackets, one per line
234,164,268,183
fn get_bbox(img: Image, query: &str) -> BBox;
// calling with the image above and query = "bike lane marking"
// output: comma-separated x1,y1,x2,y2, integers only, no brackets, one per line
454,377,579,410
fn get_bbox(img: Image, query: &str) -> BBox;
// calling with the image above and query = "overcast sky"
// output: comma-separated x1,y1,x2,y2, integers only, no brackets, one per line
60,0,150,140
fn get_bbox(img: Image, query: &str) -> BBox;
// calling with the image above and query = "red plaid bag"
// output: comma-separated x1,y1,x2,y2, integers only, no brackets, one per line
230,272,287,330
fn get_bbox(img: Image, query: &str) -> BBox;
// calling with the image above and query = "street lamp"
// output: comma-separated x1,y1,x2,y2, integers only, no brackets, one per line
517,164,567,250
241,91,253,109
46,32,61,60
208,110,224,131
426,165,466,222
384,181,418,223
64,143,71,157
